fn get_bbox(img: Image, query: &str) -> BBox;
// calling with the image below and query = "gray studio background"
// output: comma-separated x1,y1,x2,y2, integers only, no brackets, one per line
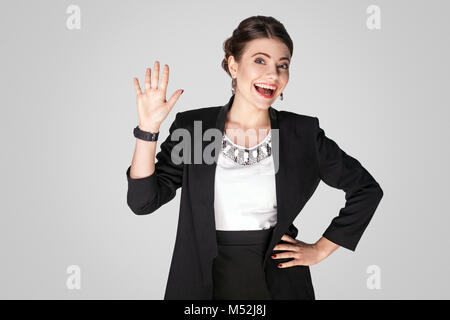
1,0,449,299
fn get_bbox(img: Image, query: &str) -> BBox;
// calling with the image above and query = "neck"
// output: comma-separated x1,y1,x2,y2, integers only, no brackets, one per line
227,93,271,130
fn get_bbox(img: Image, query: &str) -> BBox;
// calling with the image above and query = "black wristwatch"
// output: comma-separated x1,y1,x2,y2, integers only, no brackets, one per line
133,125,159,141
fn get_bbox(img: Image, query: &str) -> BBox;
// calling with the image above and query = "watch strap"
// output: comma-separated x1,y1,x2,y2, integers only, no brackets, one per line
134,125,159,141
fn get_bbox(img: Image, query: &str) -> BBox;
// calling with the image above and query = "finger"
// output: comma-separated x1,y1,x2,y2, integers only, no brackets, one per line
273,243,297,251
133,77,142,95
144,68,151,91
160,64,169,92
271,251,297,260
281,234,298,243
277,260,299,268
151,60,160,89
166,89,184,111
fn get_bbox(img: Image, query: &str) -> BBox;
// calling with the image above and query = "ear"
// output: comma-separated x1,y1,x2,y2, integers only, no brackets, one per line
228,55,238,76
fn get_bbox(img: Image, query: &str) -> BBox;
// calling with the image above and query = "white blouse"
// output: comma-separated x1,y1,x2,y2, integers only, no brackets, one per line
214,130,278,231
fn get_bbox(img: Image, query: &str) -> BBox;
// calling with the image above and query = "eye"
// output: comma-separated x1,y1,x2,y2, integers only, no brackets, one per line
255,57,264,64
255,58,289,70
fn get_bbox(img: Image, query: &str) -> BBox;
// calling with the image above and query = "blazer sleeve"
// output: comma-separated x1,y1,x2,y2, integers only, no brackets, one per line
126,112,184,215
313,117,384,251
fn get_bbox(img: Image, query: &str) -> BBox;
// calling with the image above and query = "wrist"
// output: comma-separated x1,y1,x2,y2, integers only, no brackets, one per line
314,236,340,260
313,241,327,261
139,123,160,133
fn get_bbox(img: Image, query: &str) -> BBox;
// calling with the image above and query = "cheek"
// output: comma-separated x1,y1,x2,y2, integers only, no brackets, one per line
280,76,289,88
239,66,261,82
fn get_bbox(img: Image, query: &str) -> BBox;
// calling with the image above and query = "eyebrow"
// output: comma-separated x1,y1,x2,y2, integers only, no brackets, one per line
251,52,290,62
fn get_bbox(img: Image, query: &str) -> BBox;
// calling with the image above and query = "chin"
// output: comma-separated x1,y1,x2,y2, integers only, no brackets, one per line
253,100,272,111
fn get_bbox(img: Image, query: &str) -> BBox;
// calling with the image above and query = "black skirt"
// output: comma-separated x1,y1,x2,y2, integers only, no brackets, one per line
212,227,274,300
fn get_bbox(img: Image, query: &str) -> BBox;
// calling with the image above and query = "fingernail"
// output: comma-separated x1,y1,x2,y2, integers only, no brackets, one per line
271,254,276,258
278,264,282,268
181,90,184,94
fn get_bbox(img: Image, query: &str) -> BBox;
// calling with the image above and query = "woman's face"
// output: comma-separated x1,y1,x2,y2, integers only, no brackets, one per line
228,38,291,108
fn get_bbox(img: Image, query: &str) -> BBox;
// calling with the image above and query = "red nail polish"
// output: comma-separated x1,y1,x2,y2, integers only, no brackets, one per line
271,254,276,258
278,264,282,268
181,89,184,94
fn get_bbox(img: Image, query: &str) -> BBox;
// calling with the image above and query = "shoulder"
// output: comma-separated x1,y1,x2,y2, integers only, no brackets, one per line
177,105,222,119
276,109,319,133
174,105,222,129
277,109,317,122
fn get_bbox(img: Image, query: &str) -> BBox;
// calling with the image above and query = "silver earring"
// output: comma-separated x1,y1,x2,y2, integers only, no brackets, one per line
231,77,236,94
280,92,284,101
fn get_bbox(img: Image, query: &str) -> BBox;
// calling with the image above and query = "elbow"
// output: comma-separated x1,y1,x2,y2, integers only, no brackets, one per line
376,185,384,201
127,205,150,216
367,177,383,201
369,184,384,208
379,187,384,199
127,194,159,216
127,203,158,216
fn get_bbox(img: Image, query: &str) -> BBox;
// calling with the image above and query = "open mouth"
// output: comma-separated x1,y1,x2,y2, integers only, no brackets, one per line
254,84,275,98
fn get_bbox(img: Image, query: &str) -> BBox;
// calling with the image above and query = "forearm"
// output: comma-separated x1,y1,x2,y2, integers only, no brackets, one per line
314,236,340,260
129,124,161,179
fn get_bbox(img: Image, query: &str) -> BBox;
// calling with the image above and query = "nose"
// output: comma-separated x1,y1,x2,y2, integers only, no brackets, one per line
264,70,280,82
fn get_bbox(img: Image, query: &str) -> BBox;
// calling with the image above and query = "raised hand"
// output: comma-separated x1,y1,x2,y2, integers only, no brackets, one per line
133,60,184,132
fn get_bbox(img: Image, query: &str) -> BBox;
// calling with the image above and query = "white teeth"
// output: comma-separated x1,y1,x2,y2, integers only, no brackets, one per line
255,83,277,90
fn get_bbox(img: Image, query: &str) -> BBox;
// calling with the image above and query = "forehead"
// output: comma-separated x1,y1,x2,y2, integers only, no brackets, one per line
243,38,290,59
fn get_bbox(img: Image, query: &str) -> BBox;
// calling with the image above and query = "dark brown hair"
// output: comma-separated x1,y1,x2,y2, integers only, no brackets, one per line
221,15,294,92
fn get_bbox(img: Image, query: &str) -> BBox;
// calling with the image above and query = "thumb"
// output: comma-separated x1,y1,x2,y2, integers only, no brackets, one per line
167,89,184,109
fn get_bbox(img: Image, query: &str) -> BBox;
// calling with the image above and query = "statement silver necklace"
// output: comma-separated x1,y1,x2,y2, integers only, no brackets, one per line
221,130,272,166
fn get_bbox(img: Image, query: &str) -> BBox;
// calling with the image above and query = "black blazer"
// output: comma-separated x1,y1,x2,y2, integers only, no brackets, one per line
125,94,384,300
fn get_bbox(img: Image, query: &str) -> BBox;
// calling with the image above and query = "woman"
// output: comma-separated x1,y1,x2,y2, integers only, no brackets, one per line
126,16,384,300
